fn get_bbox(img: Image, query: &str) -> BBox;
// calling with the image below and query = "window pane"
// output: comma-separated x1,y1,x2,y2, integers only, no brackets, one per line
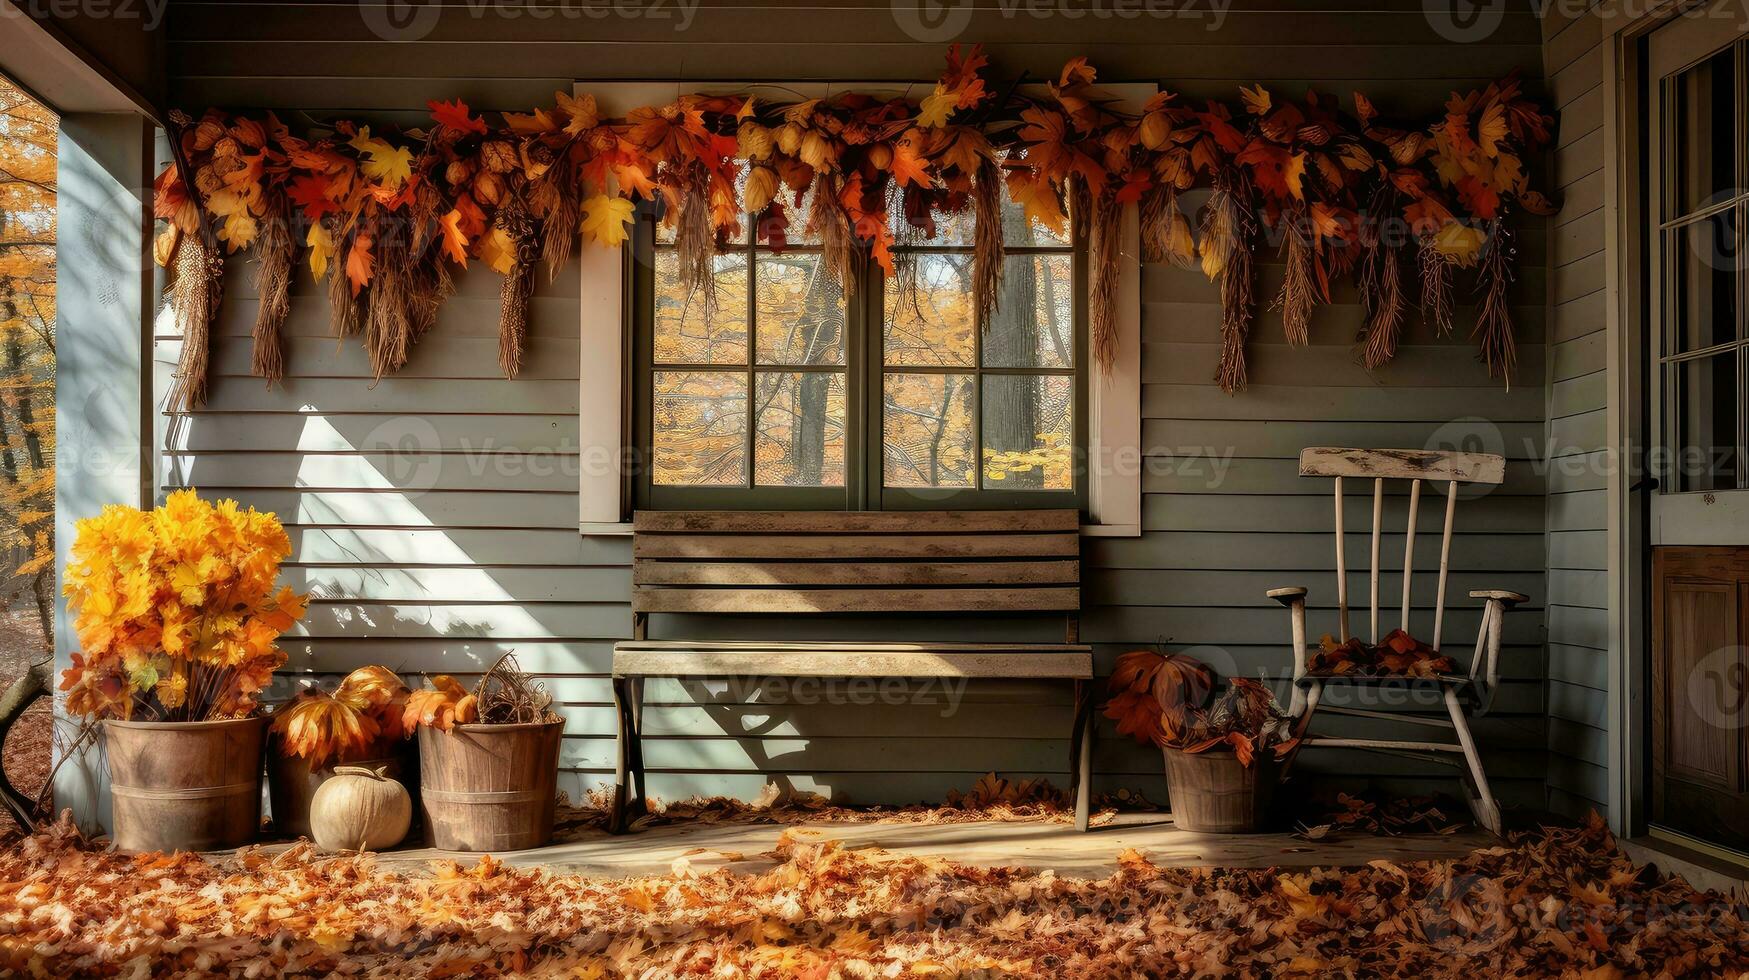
754,372,846,486
652,370,747,486
654,250,749,364
884,253,975,367
1672,353,1739,492
984,254,1074,369
982,375,1073,490
883,373,974,488
1670,210,1741,352
756,253,844,365
1671,48,1737,218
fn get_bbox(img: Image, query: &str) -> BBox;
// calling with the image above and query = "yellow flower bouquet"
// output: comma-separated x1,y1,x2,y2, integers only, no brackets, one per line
59,489,307,721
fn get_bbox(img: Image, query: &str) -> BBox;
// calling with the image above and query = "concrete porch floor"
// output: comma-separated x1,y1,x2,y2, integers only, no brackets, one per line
320,813,1495,879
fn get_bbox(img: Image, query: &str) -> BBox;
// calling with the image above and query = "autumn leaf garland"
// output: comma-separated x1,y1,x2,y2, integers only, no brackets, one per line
154,45,1555,407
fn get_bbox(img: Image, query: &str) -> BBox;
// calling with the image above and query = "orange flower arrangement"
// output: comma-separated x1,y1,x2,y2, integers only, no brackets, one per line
270,666,411,770
58,489,307,721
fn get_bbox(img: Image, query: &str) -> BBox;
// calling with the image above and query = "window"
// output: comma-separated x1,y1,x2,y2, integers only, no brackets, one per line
1657,44,1748,493
632,193,1086,511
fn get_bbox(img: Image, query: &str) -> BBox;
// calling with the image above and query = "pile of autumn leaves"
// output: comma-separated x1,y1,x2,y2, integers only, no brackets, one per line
2,813,1745,978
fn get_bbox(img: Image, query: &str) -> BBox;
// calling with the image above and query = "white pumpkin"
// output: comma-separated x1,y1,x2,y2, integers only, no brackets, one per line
310,765,412,852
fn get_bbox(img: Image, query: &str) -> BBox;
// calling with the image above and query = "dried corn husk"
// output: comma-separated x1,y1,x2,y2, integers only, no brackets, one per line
249,189,295,384
497,197,541,379
167,232,224,413
971,154,1006,323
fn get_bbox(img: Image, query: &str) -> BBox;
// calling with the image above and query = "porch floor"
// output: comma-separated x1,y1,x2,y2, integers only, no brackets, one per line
325,813,1495,879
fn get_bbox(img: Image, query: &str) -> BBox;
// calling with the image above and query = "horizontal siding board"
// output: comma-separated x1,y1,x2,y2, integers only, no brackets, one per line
167,489,582,529
1089,530,1547,571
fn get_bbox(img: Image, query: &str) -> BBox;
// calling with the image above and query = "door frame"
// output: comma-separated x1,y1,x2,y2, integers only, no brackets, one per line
1607,0,1749,841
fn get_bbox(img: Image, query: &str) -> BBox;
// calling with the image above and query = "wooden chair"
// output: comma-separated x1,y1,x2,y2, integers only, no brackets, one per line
610,509,1096,833
1267,447,1527,835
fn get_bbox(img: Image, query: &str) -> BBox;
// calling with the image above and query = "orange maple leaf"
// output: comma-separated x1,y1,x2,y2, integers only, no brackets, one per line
345,235,374,296
428,98,487,136
438,209,469,267
887,141,931,189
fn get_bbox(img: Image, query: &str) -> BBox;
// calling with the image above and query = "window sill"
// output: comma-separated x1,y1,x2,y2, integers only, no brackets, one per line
580,520,1140,538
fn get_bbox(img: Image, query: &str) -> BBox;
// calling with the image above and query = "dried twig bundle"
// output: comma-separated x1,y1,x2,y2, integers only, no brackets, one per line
1418,239,1454,336
168,233,224,413
971,154,1006,323
1200,171,1255,394
1359,243,1406,370
1472,218,1517,385
475,652,558,725
497,196,540,379
534,154,582,282
249,189,295,384
1273,211,1315,347
325,218,362,339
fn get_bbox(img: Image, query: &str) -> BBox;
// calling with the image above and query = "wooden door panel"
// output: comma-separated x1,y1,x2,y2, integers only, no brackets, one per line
1652,546,1749,851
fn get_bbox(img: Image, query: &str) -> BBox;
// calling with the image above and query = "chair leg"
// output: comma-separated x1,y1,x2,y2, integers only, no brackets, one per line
609,677,634,834
1070,680,1094,832
1444,687,1502,836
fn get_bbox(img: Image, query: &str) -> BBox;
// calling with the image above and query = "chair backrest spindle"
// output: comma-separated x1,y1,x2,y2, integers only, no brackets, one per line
1369,478,1383,643
1400,479,1421,635
1298,448,1504,652
1333,475,1349,641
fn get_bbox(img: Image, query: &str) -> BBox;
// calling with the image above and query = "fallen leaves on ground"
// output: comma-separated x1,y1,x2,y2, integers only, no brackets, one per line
1296,791,1469,841
565,775,1116,836
3,813,1747,977
1309,629,1459,677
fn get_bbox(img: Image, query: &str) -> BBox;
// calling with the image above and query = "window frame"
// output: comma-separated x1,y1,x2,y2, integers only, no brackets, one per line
631,208,1090,512
577,80,1146,536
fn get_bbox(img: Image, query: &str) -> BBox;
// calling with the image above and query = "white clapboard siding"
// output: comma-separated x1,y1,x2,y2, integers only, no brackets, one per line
163,2,1550,807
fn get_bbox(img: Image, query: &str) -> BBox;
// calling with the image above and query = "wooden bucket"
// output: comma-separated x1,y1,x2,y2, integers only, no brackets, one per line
1162,747,1278,833
418,720,561,851
266,750,408,840
104,717,266,852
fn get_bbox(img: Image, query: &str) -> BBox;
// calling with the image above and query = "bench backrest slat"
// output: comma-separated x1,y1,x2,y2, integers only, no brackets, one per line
631,510,1082,615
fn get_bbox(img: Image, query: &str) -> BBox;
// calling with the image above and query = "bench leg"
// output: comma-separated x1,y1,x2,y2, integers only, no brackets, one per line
1069,680,1095,832
609,677,639,834
626,676,648,818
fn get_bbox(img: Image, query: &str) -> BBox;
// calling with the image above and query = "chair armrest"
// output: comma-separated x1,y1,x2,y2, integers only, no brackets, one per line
1468,589,1528,605
1267,586,1309,606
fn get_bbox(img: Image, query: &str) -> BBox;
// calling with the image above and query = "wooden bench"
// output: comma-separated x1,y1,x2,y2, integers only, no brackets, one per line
609,509,1096,832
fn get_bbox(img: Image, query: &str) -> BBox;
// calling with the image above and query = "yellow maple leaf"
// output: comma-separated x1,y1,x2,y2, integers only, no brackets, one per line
475,225,515,275
349,127,414,189
306,224,334,281
581,194,634,247
1431,220,1486,266
917,87,960,128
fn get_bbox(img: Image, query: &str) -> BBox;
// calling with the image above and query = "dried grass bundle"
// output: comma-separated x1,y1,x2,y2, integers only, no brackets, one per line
1472,219,1517,385
971,154,1006,322
1359,243,1406,370
167,233,224,413
1140,185,1196,268
324,218,362,339
1418,239,1454,336
497,197,541,379
1273,211,1315,347
365,229,414,381
249,189,295,384
1200,171,1255,394
1088,189,1123,374
672,164,717,305
809,175,856,295
535,155,582,282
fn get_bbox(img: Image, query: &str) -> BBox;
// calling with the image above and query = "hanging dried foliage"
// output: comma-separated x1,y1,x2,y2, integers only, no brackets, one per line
1472,217,1518,384
1359,238,1407,370
166,232,223,413
248,188,295,384
151,48,1555,397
